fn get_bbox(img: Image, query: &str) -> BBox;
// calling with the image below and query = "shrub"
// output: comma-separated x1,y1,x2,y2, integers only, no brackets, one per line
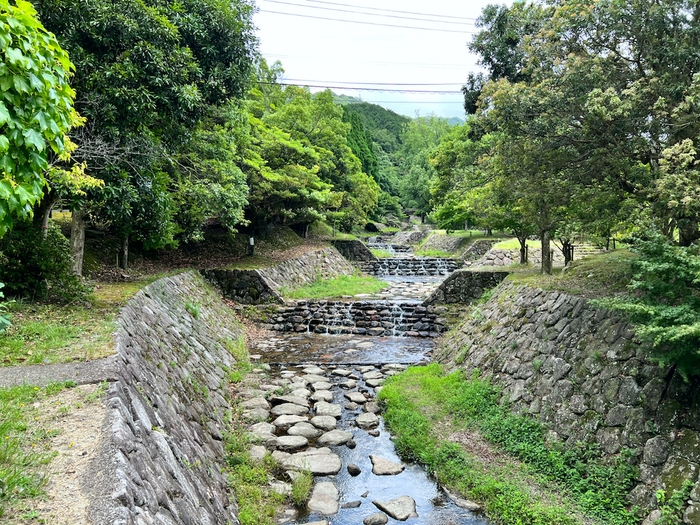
0,221,90,303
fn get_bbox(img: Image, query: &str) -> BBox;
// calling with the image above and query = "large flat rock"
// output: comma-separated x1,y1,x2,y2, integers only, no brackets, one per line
283,450,342,475
276,435,309,451
287,422,323,439
355,412,379,429
271,403,309,417
315,402,342,418
307,481,339,515
310,416,337,431
372,496,417,521
344,392,367,404
317,430,354,447
370,455,404,476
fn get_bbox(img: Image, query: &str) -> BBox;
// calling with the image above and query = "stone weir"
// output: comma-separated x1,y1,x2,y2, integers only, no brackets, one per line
359,257,462,276
265,300,449,338
366,243,412,254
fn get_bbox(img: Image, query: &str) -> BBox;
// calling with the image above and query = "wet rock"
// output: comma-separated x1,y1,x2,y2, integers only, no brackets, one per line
364,402,381,414
310,416,337,431
283,450,342,475
287,422,323,439
372,496,417,521
342,500,362,508
366,379,385,388
315,402,342,418
271,395,310,408
290,388,312,399
368,430,380,437
347,463,361,476
363,371,384,380
302,374,328,384
273,415,308,430
317,430,354,447
311,391,334,403
356,412,380,429
332,368,353,377
340,379,357,389
363,513,388,525
311,381,333,391
271,403,309,417
345,392,367,404
303,366,326,375
276,435,309,451
345,402,360,411
370,455,404,475
308,481,339,515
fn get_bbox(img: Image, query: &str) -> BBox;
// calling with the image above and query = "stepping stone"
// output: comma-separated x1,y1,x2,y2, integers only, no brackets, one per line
283,450,342,475
272,450,290,463
287,422,322,439
307,481,339,515
250,445,266,462
345,402,360,411
315,402,341,418
345,392,367,404
310,416,337,431
290,388,311,398
342,500,361,508
355,412,379,429
368,430,380,437
270,481,292,496
241,398,270,410
303,366,326,375
273,414,307,430
357,343,374,349
372,496,417,521
358,366,376,372
363,513,388,525
366,379,384,388
311,381,333,391
317,430,353,447
331,368,353,377
375,386,383,394
347,463,361,476
364,402,381,414
271,403,309,417
270,395,310,408
311,391,334,402
362,371,384,381
248,422,275,440
339,379,357,389
370,455,404,475
302,374,328,384
276,435,309,451
242,408,269,422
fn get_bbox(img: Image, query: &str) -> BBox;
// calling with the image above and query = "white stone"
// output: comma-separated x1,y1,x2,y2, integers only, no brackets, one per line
307,481,339,515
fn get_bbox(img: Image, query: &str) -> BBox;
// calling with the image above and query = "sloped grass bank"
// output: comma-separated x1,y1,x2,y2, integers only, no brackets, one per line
378,365,639,525
281,274,388,300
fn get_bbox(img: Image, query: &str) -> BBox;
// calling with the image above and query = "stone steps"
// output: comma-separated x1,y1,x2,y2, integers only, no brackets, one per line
358,257,461,277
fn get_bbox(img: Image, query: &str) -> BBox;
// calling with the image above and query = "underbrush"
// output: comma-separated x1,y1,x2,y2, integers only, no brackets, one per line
379,365,639,525
281,275,388,299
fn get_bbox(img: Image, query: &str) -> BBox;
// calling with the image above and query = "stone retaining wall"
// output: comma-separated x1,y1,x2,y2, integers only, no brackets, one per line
392,230,430,245
329,240,377,262
202,247,355,304
418,232,471,254
423,270,509,305
101,272,244,524
264,300,449,338
460,239,494,261
437,281,700,523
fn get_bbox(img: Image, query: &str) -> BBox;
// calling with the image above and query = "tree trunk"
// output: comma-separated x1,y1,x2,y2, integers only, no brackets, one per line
678,219,700,247
70,208,86,276
541,229,552,274
119,235,129,271
33,193,59,238
518,236,528,264
561,238,574,266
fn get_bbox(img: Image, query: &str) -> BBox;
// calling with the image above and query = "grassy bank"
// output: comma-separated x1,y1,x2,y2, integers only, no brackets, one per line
379,364,639,525
281,275,388,299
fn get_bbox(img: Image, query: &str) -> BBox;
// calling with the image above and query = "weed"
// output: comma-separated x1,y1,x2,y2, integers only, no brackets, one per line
655,480,694,525
290,470,313,507
532,359,543,371
185,300,201,319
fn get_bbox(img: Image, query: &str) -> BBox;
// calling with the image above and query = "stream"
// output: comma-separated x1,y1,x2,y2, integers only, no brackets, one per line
242,252,491,525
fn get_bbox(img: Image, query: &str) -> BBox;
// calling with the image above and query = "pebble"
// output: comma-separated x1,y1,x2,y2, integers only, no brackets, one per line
347,463,361,476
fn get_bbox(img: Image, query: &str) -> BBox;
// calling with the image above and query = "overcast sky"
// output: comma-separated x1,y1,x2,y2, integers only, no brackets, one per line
253,0,510,120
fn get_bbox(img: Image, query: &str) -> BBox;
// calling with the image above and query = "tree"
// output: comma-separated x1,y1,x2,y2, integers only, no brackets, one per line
0,0,80,237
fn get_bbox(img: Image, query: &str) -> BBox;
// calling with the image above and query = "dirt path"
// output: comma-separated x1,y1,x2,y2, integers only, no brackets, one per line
0,356,118,388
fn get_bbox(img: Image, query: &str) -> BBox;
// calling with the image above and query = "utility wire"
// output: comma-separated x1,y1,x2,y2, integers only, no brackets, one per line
255,81,463,93
281,79,465,86
301,0,478,21
260,0,476,26
257,9,478,34
265,53,471,70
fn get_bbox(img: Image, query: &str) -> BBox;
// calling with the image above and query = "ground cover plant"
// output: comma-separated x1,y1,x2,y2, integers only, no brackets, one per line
281,275,388,300
379,364,639,525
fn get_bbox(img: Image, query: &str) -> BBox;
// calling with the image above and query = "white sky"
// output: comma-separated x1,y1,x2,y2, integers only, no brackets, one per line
253,0,511,120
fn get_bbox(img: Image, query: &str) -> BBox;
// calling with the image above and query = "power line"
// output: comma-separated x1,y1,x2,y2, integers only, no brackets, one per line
260,0,476,26
255,81,463,93
265,53,471,70
281,78,465,86
257,9,479,34
301,0,478,21
345,101,465,104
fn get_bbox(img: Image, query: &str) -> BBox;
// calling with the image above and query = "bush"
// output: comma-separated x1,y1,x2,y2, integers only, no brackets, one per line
0,221,90,303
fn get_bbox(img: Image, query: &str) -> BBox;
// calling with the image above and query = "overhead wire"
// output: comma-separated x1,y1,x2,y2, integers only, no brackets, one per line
299,0,478,21
260,0,477,26
280,79,465,86
257,9,479,34
255,81,462,93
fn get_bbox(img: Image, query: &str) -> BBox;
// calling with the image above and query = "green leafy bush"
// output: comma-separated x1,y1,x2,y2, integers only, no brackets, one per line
595,233,700,377
0,283,11,332
0,221,90,303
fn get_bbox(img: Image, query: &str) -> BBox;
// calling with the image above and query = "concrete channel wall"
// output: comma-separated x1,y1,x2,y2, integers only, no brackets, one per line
437,281,700,524
96,272,243,524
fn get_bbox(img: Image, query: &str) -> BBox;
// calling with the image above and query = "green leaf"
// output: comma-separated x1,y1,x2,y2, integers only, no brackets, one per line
0,102,9,126
0,135,9,153
23,128,45,151
5,47,24,65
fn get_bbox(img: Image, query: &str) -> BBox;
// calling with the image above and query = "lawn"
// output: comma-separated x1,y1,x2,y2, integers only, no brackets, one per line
281,275,388,299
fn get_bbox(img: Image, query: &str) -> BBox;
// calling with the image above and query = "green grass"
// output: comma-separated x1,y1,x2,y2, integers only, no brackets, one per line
291,470,313,506
491,238,540,250
379,365,639,525
415,248,456,258
0,382,76,519
370,248,394,258
281,275,388,299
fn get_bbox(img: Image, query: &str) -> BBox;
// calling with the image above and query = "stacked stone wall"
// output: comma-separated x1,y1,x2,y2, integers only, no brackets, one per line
418,232,471,254
100,272,243,524
329,240,377,262
202,247,355,304
437,281,700,523
423,270,509,305
460,239,495,261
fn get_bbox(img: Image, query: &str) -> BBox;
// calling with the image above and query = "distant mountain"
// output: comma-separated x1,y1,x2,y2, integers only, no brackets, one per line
448,117,465,126
342,102,411,151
